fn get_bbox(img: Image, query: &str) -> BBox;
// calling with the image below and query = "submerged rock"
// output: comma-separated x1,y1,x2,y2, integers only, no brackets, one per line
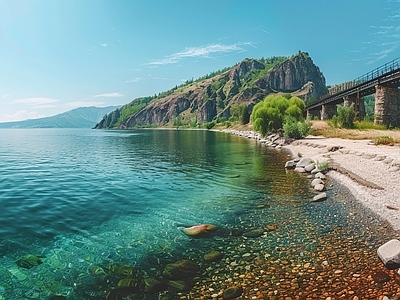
163,260,200,280
168,279,195,292
144,277,168,293
204,250,224,262
15,254,44,269
182,224,217,237
242,229,265,238
223,286,243,299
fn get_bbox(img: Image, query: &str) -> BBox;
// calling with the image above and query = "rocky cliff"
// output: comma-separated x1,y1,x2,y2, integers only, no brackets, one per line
94,52,328,129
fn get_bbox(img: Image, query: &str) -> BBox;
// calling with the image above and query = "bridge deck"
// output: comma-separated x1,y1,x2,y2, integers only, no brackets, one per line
306,57,400,111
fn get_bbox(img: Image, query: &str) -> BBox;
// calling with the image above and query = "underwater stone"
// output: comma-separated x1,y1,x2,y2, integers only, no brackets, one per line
168,279,195,292
15,254,44,269
204,250,224,262
222,286,243,299
242,229,264,238
144,277,168,293
378,239,400,269
163,260,200,280
182,224,217,237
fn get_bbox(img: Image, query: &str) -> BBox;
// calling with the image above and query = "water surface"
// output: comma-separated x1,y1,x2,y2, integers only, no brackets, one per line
0,129,395,299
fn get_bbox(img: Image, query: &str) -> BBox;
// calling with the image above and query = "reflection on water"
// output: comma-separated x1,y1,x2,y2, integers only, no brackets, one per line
0,129,396,299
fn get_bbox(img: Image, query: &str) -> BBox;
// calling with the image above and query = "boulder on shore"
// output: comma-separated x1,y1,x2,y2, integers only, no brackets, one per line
312,192,327,202
378,239,400,269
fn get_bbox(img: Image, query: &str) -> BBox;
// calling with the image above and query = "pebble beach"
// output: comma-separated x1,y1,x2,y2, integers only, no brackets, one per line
194,129,400,300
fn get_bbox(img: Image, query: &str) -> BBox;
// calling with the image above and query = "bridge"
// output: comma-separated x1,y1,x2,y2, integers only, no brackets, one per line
306,57,400,127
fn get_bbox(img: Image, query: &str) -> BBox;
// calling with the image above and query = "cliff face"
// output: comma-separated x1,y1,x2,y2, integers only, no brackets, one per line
95,52,328,129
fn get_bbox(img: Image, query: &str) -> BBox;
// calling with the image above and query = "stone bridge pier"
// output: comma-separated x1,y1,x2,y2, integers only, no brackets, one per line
306,109,320,120
344,95,365,121
374,85,400,127
321,104,336,120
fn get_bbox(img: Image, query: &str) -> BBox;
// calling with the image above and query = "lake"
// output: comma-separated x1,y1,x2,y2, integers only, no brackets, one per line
0,128,396,299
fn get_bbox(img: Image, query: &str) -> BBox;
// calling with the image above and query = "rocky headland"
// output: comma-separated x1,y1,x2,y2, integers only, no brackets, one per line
94,52,328,129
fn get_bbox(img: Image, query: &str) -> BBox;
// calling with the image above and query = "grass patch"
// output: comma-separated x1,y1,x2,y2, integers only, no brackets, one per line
374,136,395,146
354,121,386,130
310,121,400,144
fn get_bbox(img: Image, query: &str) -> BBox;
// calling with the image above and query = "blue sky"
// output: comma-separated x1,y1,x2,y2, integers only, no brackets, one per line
1,0,399,122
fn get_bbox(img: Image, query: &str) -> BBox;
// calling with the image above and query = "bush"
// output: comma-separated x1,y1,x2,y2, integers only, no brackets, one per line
251,95,306,136
337,104,355,128
204,121,216,129
283,116,310,139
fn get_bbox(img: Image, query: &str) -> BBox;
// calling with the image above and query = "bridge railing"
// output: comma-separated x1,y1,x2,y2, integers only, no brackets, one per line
311,56,400,105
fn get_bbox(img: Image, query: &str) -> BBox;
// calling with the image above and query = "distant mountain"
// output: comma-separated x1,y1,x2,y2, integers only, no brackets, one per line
94,52,328,129
0,106,120,128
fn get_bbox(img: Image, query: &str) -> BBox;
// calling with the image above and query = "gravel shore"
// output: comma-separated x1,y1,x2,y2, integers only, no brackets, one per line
283,135,400,232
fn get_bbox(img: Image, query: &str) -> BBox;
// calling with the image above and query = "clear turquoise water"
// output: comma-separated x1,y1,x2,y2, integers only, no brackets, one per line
0,129,392,299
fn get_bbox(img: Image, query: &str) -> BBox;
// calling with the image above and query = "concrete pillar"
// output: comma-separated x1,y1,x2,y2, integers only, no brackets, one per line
321,104,336,120
374,85,400,127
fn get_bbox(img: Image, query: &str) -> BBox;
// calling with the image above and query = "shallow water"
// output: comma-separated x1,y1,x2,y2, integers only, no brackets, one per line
0,129,397,299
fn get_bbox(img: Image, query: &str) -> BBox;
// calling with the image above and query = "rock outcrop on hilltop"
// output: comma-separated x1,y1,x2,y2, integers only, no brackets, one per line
94,52,328,129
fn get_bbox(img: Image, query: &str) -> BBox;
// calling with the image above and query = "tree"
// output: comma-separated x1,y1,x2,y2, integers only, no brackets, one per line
251,95,306,136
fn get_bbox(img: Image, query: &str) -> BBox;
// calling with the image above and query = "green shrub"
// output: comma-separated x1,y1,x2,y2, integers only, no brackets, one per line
283,116,310,139
251,95,306,136
316,160,329,171
204,121,216,129
337,104,355,128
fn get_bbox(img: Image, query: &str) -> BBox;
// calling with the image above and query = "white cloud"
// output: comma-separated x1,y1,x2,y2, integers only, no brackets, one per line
65,101,106,107
100,43,108,47
3,110,45,122
124,77,142,83
93,93,124,98
147,42,255,66
12,97,58,105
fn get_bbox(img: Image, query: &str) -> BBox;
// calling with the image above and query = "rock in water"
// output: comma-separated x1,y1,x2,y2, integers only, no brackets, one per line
312,192,327,202
223,286,243,299
144,278,168,293
204,250,224,262
15,254,44,269
182,224,217,237
242,229,265,238
162,260,200,280
377,239,400,269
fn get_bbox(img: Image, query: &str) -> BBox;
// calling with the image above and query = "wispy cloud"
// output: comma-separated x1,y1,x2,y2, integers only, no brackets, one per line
124,77,142,83
355,1,400,64
13,97,58,105
93,92,124,98
100,43,108,47
147,42,255,66
3,110,45,122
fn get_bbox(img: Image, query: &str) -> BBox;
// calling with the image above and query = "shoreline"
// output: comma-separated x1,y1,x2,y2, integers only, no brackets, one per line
224,128,400,233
